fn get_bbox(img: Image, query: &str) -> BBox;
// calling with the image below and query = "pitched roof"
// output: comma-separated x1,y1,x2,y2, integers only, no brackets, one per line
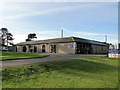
72,37,108,46
16,37,74,45
16,37,108,46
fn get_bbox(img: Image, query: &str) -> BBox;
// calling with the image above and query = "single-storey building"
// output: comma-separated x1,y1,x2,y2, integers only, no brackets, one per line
15,37,109,54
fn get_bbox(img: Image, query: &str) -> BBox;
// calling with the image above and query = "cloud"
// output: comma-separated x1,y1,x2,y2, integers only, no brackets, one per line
13,34,27,44
62,28,115,36
13,29,117,44
13,33,59,44
73,32,110,36
0,3,26,11
2,3,96,20
1,2,117,45
13,30,60,44
108,40,118,44
31,31,59,34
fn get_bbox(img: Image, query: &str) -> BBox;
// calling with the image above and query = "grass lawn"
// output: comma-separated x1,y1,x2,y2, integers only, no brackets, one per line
2,57,118,88
0,52,48,60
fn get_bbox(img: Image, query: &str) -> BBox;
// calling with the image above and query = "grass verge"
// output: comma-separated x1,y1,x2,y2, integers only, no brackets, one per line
0,52,48,60
2,57,118,88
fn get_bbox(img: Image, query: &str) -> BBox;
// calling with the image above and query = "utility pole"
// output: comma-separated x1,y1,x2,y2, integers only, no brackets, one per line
61,29,63,38
105,35,107,43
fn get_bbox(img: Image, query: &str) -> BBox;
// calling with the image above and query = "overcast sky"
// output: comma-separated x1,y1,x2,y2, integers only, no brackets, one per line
1,2,118,44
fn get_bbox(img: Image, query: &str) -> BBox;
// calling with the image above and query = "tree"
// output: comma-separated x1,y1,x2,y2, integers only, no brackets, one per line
6,33,14,45
0,28,14,46
26,33,37,41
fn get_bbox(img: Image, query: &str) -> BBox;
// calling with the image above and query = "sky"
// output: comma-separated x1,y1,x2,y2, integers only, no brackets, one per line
0,2,118,45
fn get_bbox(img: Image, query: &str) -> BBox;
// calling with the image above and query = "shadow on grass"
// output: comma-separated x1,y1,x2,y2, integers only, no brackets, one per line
40,57,118,76
2,57,118,81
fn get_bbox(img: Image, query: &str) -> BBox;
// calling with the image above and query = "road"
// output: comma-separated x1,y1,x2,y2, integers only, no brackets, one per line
1,54,106,68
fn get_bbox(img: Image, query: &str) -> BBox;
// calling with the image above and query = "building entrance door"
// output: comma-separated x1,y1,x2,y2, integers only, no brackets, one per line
42,45,45,53
16,47,17,52
34,46,37,53
51,45,56,53
23,46,27,52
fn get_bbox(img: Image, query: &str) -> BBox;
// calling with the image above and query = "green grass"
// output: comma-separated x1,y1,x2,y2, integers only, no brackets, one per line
2,57,118,88
0,52,48,60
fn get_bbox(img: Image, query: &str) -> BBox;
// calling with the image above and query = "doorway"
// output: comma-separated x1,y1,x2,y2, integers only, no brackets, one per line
42,45,45,53
16,46,17,52
23,46,27,52
51,45,56,53
34,46,37,53
29,46,33,53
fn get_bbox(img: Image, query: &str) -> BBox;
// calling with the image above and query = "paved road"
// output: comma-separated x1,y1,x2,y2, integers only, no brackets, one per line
1,54,106,68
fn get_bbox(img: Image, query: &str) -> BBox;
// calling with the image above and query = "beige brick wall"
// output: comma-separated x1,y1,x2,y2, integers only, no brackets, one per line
36,44,50,53
17,42,76,54
57,42,76,54
16,46,23,52
16,45,30,53
36,45,41,53
34,42,76,54
16,42,108,54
